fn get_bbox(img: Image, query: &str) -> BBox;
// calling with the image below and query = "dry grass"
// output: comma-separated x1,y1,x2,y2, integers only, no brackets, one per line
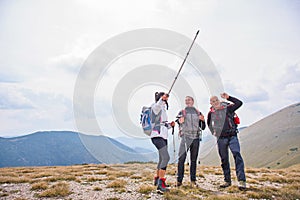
245,186,280,199
38,182,70,197
88,176,109,182
44,174,78,182
140,170,153,182
94,170,108,175
29,172,53,179
246,178,259,184
137,184,155,194
177,185,211,197
130,174,143,179
162,184,213,200
258,174,295,183
93,186,103,191
226,186,242,193
0,176,30,184
1,163,300,199
164,188,187,200
206,194,247,200
107,170,133,177
0,192,9,198
30,181,48,190
201,166,223,175
0,172,19,177
107,179,127,188
276,183,300,199
107,175,117,180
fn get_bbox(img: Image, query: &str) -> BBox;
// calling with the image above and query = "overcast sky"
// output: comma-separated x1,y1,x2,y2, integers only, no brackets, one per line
0,0,299,137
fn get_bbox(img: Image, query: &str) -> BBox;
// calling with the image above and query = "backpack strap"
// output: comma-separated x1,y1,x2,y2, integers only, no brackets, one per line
151,109,162,124
182,109,186,118
195,108,201,116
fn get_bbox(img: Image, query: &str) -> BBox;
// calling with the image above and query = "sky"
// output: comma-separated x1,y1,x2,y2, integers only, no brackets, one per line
0,0,299,137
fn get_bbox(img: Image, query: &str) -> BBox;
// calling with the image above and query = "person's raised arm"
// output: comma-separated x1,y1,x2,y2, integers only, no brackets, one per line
152,94,169,115
221,92,243,112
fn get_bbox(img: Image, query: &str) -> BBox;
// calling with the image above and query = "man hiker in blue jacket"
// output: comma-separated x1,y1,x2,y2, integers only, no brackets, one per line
176,96,206,187
207,92,246,190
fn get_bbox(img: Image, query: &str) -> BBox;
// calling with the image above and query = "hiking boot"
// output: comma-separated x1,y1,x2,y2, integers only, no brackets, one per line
220,181,231,188
157,178,169,194
238,181,246,190
190,181,198,188
176,181,182,187
154,176,159,186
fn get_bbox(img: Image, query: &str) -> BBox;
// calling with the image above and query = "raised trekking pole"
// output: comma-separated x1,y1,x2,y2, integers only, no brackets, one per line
167,30,200,95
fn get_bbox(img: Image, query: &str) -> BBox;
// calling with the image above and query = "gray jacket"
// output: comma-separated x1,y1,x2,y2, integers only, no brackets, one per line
177,107,206,139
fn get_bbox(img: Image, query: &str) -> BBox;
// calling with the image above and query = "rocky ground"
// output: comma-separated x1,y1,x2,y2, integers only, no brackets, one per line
0,162,299,200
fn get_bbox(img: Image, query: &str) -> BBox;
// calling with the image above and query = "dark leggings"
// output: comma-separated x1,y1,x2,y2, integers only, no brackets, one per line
177,137,200,182
151,137,170,170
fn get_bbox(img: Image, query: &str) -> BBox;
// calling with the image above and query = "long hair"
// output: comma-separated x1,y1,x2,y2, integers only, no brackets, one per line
154,92,169,110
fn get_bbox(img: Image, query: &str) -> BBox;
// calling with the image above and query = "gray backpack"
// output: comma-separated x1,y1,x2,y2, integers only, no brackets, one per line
140,106,162,136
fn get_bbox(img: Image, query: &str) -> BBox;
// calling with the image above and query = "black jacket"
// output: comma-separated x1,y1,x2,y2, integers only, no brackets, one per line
207,96,243,137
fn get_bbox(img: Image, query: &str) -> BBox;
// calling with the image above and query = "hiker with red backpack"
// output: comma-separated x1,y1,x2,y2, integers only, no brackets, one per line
207,92,246,190
150,92,175,194
176,96,206,187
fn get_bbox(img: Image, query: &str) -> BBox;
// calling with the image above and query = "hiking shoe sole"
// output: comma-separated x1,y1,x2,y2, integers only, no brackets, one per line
219,183,231,188
176,182,182,187
156,189,169,194
238,186,247,191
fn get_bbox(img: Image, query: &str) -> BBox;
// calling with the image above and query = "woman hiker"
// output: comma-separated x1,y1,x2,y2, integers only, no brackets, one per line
151,92,175,194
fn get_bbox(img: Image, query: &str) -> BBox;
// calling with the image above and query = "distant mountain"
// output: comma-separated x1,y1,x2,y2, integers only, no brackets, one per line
78,134,156,164
0,131,156,167
115,137,157,152
201,103,300,169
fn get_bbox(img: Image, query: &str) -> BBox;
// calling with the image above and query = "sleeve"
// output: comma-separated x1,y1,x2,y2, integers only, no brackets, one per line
199,112,206,130
199,120,206,130
177,110,183,118
207,112,214,134
166,122,173,129
227,96,243,113
152,98,164,115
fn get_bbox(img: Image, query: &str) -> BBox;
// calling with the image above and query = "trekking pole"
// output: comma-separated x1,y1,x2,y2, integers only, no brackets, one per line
172,126,176,163
167,30,200,95
184,135,190,166
172,126,177,185
198,128,202,165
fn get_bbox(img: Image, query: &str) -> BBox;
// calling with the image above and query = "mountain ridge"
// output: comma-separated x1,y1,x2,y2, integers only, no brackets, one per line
1,102,299,168
0,131,156,167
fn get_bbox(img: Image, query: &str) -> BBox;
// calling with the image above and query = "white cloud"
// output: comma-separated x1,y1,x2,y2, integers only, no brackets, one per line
0,83,74,136
0,84,34,109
